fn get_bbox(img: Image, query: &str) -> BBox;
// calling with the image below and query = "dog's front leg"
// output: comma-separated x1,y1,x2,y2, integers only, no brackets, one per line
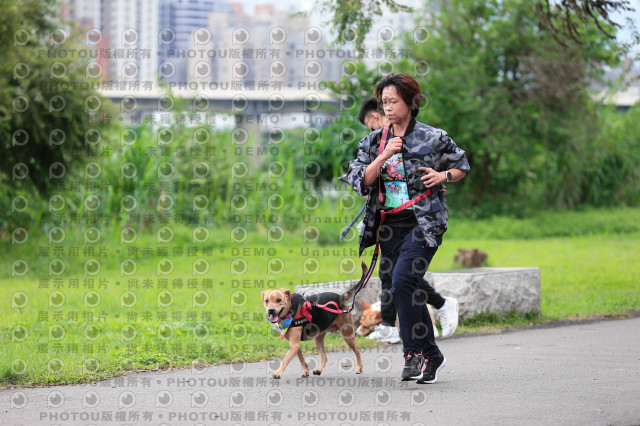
297,348,309,377
339,317,364,374
273,327,302,379
312,332,328,375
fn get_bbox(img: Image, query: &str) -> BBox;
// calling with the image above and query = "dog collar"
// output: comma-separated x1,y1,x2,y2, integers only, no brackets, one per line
271,314,293,339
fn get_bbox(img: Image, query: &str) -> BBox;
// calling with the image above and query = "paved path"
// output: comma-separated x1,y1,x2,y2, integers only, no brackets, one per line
2,317,639,425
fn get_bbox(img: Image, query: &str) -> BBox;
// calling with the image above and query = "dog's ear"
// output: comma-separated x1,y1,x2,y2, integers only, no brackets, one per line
261,290,269,304
361,299,370,310
279,288,291,301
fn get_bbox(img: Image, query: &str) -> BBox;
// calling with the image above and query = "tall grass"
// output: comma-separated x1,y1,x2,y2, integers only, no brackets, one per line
2,121,364,242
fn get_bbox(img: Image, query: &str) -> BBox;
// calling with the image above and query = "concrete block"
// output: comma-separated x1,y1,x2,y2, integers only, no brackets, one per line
427,267,541,319
295,267,541,323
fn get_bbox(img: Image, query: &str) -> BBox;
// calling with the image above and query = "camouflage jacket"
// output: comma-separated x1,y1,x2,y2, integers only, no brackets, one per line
341,119,470,255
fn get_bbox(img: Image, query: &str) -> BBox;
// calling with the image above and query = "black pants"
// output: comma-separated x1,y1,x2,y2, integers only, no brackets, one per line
379,239,446,327
378,225,443,358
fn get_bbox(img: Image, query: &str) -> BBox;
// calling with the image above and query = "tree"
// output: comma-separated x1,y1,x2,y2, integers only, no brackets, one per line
536,0,634,45
315,0,634,52
394,0,626,215
0,0,114,199
311,0,412,52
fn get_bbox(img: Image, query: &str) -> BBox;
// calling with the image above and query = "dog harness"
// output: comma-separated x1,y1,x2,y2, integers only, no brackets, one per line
344,124,433,313
272,293,343,340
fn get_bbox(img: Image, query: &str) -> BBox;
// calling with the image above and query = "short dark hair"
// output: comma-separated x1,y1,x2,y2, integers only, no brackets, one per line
358,97,384,125
374,73,423,118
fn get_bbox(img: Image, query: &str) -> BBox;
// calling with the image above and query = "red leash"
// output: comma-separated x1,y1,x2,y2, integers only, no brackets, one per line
344,124,431,313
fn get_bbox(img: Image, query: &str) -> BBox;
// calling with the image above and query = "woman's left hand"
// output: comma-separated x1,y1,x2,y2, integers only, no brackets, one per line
418,167,446,188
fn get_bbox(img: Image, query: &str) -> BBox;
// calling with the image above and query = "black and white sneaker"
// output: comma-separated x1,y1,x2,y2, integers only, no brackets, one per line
417,355,447,384
401,351,425,381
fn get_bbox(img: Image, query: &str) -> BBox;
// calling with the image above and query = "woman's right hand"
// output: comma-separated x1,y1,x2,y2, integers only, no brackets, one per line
380,137,403,161
363,137,404,187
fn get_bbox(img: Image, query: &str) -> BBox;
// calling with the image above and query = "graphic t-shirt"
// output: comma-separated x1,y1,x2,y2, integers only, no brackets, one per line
378,126,419,227
382,153,411,209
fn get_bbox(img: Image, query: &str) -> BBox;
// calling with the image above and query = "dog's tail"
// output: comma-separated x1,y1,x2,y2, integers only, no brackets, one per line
341,261,370,310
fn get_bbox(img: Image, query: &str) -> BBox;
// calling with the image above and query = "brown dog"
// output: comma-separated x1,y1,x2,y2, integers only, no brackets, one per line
261,263,368,379
356,300,382,336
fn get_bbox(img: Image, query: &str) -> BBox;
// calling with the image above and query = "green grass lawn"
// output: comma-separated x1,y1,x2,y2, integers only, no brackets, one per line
1,209,639,389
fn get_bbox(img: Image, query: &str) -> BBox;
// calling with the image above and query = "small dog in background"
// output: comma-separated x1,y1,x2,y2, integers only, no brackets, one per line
356,298,440,339
261,263,368,379
356,300,382,336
